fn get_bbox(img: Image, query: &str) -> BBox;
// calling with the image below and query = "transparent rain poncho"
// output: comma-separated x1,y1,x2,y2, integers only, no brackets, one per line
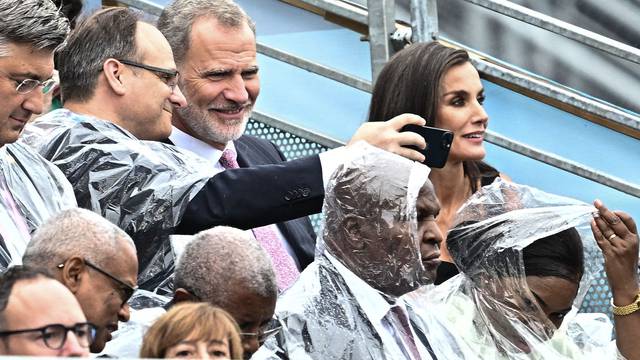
99,289,171,358
20,109,215,289
254,142,432,359
405,180,619,359
0,142,77,270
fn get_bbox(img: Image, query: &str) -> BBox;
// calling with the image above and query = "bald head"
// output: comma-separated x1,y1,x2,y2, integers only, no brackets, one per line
23,208,136,270
174,226,276,307
135,22,174,61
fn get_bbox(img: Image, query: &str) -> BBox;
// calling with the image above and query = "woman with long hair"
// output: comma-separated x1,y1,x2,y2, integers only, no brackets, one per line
367,41,509,282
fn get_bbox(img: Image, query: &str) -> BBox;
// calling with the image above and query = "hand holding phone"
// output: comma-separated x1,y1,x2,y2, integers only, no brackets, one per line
401,125,454,168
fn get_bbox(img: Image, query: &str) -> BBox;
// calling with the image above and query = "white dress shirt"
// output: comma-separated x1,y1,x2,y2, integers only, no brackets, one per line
326,253,434,360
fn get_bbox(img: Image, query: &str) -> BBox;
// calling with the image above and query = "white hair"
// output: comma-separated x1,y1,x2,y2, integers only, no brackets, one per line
23,208,136,269
174,226,277,306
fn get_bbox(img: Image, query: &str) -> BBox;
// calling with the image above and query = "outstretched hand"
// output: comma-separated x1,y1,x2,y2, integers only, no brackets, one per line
591,199,639,302
348,114,427,162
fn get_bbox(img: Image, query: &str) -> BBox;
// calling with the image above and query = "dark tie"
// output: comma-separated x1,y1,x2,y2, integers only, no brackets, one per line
219,148,299,290
388,305,422,360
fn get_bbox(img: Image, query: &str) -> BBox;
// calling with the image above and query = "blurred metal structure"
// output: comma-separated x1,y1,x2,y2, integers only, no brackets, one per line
461,0,640,65
410,0,438,43
367,0,397,81
116,0,640,199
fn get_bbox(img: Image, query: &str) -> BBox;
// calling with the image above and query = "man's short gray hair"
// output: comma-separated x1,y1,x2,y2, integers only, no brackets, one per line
174,226,277,307
0,0,70,57
157,0,256,66
23,208,136,270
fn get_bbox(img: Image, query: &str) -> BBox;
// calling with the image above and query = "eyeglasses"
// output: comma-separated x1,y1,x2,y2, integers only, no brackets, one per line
57,259,137,304
239,318,282,343
116,59,179,92
0,322,97,350
0,70,57,95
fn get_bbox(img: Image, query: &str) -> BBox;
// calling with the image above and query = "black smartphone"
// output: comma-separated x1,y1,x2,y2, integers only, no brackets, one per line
401,125,454,168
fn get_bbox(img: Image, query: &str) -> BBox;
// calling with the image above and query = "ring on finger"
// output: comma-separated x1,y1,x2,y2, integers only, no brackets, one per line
607,216,621,225
608,233,617,241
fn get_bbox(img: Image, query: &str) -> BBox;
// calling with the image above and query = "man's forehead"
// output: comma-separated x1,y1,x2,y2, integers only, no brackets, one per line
0,42,54,80
186,17,256,61
5,278,83,327
418,182,440,214
222,289,275,322
135,22,177,68
102,242,139,286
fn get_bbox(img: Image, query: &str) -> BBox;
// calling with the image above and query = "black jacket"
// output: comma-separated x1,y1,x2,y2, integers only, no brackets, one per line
174,135,322,269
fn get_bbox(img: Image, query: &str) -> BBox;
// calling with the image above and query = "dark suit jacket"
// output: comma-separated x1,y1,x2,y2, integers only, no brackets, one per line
174,135,321,269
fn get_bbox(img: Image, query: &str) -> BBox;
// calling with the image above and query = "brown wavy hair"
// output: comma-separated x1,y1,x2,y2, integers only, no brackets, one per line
140,302,243,359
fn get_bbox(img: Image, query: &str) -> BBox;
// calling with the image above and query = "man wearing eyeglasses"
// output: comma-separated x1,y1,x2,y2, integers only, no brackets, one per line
0,0,77,270
0,266,93,357
101,226,278,359
23,208,139,354
20,7,195,290
22,5,428,291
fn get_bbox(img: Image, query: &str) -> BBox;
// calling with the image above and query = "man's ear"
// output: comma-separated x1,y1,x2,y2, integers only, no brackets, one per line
343,214,365,250
173,288,197,304
59,256,86,294
102,59,127,96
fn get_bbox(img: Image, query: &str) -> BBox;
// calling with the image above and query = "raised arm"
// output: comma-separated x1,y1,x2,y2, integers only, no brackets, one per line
591,200,640,360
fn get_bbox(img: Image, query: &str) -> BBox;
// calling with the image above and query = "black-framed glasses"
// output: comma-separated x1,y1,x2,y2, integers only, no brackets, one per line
57,259,137,303
239,318,282,343
0,70,57,94
116,59,179,92
0,322,96,349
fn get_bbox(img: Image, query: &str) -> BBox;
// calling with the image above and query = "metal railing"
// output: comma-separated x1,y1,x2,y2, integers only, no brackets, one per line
116,0,640,198
252,110,640,198
297,0,640,130
461,0,640,65
296,0,640,66
256,43,372,92
251,111,344,149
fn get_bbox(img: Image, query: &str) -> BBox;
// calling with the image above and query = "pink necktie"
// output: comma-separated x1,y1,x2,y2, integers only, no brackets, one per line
219,148,300,290
388,305,421,360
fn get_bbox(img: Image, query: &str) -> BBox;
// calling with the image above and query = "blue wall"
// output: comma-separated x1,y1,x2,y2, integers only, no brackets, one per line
241,0,639,218
145,0,640,219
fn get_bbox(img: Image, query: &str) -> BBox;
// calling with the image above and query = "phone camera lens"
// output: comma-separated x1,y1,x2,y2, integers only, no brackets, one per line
442,133,453,149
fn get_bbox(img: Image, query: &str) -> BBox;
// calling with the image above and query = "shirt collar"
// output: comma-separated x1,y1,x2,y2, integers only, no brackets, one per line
325,252,394,324
169,126,235,164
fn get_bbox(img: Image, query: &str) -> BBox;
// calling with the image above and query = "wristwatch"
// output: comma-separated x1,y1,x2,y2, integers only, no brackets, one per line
611,293,640,316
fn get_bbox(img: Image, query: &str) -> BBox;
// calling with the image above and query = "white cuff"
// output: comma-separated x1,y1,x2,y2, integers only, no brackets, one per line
318,146,349,191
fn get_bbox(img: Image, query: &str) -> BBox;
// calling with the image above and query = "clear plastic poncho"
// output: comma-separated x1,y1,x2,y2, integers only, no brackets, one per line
405,180,618,359
99,289,171,358
0,142,77,270
20,109,216,289
254,142,432,359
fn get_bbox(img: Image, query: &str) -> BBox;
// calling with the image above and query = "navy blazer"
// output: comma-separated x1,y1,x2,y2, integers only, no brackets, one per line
174,135,322,269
